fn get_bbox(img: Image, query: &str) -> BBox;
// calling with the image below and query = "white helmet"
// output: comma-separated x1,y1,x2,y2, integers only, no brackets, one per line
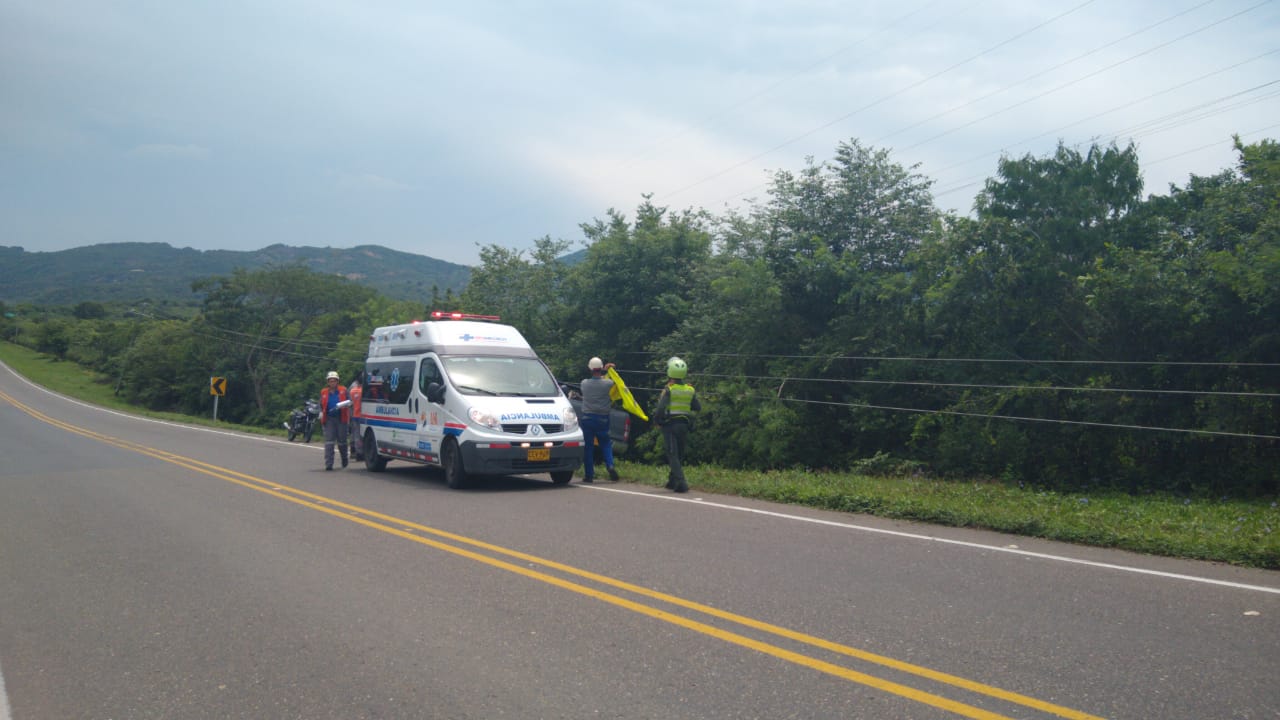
588,357,604,371
326,370,340,381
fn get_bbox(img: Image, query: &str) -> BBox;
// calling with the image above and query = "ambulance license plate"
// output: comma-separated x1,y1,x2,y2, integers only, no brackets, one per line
527,448,550,462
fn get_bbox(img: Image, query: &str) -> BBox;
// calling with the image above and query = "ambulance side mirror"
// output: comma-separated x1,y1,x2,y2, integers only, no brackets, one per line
426,382,445,404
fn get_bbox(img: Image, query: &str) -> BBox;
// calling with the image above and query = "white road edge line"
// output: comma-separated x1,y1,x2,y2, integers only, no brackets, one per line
0,656,11,720
7,361,1277,596
3,361,315,448
586,486,1280,596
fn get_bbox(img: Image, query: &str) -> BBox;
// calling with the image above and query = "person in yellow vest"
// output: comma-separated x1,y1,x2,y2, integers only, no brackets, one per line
652,356,701,493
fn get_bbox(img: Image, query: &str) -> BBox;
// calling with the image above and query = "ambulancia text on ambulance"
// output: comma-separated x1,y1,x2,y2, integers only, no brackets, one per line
355,312,583,488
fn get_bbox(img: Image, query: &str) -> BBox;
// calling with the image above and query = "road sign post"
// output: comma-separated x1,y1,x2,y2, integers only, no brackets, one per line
210,376,226,421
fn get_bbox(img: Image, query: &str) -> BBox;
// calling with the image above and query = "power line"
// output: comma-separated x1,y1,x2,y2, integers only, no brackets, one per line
466,2,978,251
931,119,1280,196
620,350,1280,368
897,1,1276,155
607,368,1277,402
870,0,1221,148
127,318,1280,438
694,372,1280,399
199,323,345,353
196,332,342,363
657,0,1100,201
1145,120,1280,165
711,51,1279,210
1110,83,1280,138
733,393,1280,441
612,0,966,172
925,50,1280,195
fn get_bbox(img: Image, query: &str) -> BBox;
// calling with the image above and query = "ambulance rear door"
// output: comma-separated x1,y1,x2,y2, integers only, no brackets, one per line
362,357,418,460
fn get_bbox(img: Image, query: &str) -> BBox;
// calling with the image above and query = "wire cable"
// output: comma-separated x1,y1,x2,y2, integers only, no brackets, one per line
898,1,1276,155
732,393,1280,440
870,0,1221,148
612,0,966,171
687,372,1280,399
619,350,1280,368
657,0,1100,201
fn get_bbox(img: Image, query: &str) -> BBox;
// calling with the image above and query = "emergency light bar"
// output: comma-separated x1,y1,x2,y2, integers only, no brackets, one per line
429,311,501,322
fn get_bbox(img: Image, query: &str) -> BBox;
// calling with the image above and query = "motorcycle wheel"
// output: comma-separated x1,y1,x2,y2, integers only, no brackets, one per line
304,422,315,443
288,426,297,442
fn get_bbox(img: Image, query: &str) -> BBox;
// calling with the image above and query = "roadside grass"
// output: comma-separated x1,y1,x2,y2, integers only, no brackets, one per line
0,342,280,438
616,462,1279,570
4,342,1277,569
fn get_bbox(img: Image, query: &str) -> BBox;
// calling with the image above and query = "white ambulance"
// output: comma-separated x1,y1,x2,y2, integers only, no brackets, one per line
355,312,583,488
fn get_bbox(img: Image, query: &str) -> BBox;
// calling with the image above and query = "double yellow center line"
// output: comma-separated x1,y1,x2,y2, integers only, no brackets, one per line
1,389,1104,720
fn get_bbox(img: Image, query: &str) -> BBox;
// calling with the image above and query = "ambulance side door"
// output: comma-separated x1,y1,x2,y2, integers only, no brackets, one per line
417,357,447,465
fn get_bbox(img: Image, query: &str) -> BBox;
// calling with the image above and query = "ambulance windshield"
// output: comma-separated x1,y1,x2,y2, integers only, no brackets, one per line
441,356,560,397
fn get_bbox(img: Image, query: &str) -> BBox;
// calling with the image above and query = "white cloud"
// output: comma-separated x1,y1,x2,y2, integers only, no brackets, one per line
131,144,211,159
327,171,412,192
1,1,1277,263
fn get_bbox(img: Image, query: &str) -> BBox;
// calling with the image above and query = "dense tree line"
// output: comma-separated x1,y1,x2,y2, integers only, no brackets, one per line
4,137,1276,496
461,138,1278,496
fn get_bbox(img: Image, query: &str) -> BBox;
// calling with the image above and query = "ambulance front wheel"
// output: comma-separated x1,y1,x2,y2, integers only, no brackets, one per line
363,430,387,472
550,471,572,485
443,439,468,489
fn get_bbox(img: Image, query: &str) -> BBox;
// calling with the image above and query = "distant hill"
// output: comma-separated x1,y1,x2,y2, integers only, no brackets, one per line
0,243,471,306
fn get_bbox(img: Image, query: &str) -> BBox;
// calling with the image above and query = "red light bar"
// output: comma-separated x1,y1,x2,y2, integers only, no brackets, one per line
429,311,501,321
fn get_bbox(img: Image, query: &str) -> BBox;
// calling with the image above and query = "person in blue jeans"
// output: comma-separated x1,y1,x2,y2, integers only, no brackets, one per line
579,357,620,483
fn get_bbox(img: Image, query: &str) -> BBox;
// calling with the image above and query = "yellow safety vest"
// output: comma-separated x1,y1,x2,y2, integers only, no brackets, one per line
667,383,695,416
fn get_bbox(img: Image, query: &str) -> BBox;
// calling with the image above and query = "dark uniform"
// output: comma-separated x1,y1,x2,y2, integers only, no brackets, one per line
653,357,700,493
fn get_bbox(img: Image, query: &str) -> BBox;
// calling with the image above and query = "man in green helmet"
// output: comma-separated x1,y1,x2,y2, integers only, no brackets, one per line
652,356,701,493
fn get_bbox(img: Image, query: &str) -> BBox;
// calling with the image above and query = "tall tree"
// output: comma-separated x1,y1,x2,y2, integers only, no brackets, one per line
563,197,713,378
192,265,375,418
459,235,574,361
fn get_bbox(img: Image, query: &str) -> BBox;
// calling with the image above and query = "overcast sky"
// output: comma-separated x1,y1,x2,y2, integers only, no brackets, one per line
2,1,1277,266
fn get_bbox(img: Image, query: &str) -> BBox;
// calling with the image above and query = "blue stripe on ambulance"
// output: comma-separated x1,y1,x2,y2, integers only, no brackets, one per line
362,416,417,431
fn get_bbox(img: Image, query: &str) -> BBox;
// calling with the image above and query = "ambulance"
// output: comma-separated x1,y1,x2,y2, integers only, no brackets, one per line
355,312,583,488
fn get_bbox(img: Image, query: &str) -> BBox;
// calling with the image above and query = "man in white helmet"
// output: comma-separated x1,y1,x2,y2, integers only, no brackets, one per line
319,370,350,470
578,356,620,483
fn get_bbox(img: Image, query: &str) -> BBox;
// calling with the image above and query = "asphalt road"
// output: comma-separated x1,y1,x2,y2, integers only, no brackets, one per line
1,363,1277,719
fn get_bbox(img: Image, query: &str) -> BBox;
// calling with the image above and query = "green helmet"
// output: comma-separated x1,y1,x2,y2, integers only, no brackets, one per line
666,356,688,379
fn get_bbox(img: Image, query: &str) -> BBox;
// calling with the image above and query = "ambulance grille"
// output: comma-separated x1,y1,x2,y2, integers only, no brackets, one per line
502,424,565,434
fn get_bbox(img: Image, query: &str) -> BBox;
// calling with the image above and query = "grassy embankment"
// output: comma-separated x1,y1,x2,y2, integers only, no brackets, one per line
3,341,1276,569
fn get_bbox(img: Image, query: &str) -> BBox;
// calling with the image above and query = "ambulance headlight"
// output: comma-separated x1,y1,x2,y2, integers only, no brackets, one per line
468,407,501,430
562,406,578,431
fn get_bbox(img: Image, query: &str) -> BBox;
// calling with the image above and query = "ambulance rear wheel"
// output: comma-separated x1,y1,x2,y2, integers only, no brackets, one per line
364,430,387,472
443,439,468,489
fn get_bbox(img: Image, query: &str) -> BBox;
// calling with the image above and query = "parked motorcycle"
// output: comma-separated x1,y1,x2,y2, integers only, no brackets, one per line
284,398,321,443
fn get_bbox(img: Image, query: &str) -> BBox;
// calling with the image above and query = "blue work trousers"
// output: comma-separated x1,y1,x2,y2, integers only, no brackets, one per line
580,412,614,480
